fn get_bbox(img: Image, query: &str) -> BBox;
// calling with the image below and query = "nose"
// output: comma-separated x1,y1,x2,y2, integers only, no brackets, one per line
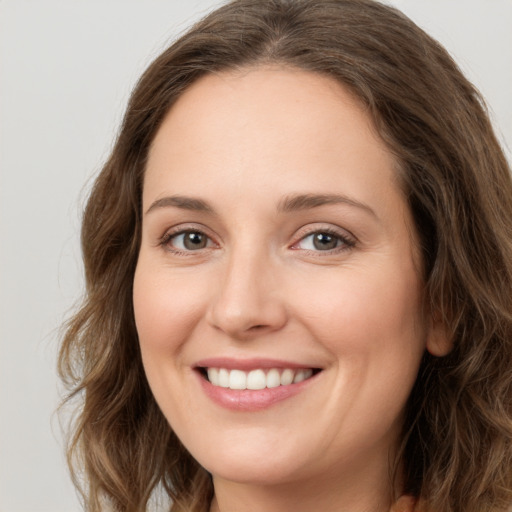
207,246,288,340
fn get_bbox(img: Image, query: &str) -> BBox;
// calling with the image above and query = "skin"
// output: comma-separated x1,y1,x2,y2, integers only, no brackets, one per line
133,67,449,512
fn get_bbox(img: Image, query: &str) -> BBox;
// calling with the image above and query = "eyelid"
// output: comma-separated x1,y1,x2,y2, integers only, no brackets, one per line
155,222,356,255
290,224,357,252
158,223,219,253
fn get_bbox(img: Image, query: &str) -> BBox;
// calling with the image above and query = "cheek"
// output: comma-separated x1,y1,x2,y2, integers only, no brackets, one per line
293,262,427,400
132,262,210,429
302,266,426,429
301,258,425,347
132,262,206,356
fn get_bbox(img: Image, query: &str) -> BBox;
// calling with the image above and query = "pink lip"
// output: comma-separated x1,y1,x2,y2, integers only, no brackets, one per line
194,357,317,371
193,358,321,412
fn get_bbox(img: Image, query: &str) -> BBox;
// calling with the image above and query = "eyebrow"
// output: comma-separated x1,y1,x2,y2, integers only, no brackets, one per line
277,193,377,218
145,192,376,218
145,195,214,215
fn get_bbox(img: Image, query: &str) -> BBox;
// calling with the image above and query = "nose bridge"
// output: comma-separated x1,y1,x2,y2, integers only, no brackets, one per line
208,238,286,338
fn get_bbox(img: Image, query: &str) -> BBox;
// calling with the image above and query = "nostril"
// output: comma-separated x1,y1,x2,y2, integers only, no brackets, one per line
207,292,288,337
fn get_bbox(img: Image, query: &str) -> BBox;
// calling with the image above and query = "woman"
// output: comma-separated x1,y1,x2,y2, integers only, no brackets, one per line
59,1,512,511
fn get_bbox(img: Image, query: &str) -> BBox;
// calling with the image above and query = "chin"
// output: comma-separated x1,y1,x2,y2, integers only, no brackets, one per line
186,434,312,486
205,459,303,486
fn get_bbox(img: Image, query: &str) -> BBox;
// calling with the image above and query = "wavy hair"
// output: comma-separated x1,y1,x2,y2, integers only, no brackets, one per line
59,1,512,511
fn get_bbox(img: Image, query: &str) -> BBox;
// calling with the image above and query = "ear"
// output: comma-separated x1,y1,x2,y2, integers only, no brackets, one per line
425,315,452,357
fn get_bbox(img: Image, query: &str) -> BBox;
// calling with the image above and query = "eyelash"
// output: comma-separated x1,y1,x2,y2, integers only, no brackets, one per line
159,226,356,255
291,227,356,253
159,227,216,256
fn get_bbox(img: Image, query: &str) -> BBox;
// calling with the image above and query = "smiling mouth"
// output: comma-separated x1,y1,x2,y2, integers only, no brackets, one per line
198,367,321,390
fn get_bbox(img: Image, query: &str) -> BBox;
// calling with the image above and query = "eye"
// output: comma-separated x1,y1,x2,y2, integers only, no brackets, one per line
162,230,213,251
293,230,355,252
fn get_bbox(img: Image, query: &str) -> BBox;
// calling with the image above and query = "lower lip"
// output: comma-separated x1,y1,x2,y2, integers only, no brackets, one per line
196,371,318,411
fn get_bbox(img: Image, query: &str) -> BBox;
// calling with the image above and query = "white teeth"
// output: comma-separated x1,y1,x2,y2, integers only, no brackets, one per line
229,369,247,390
207,368,219,386
204,367,316,389
293,369,306,383
218,368,229,388
266,368,281,388
293,369,313,383
246,369,266,390
280,368,294,385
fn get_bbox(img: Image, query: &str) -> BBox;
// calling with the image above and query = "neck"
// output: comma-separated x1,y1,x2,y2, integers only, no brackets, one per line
209,453,399,512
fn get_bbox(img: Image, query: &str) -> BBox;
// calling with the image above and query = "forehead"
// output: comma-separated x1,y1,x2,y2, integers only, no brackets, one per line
150,67,375,152
145,66,398,201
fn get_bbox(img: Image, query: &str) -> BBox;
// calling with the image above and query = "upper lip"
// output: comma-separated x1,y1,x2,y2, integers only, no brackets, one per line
194,357,322,371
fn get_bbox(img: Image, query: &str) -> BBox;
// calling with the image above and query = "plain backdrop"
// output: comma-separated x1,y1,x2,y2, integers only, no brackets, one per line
0,1,510,511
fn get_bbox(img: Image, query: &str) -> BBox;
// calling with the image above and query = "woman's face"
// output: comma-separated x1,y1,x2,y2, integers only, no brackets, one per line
133,68,445,487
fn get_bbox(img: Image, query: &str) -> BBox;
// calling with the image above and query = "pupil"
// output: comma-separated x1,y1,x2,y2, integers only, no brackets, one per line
184,232,206,250
313,233,337,250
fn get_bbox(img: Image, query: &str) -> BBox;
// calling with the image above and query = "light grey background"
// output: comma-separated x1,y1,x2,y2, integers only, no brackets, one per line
0,1,510,511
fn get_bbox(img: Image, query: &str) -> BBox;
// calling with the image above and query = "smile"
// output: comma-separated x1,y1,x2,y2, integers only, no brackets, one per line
194,360,322,411
205,367,314,390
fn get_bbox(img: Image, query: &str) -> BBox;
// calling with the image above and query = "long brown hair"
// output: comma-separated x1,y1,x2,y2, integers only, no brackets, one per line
59,1,512,511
